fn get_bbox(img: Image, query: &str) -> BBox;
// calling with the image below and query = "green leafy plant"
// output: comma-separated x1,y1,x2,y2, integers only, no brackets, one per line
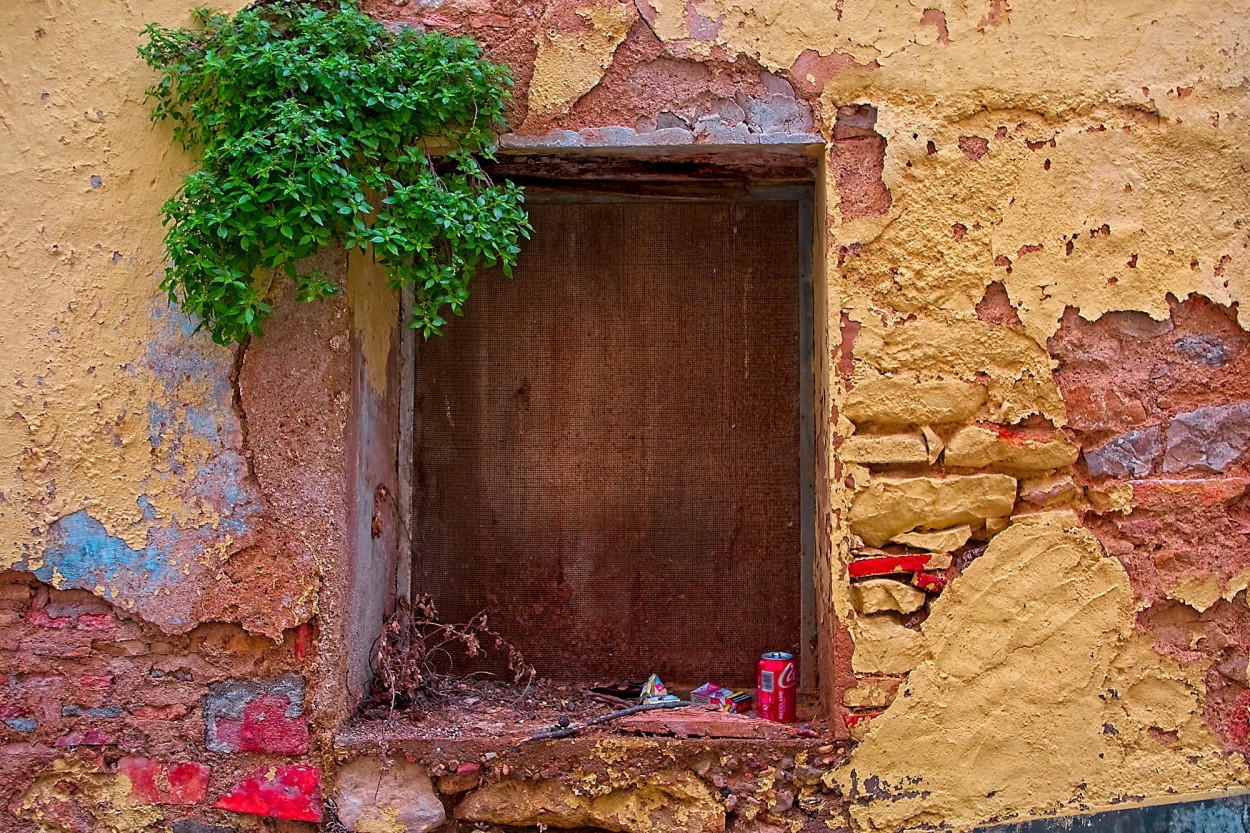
139,0,530,344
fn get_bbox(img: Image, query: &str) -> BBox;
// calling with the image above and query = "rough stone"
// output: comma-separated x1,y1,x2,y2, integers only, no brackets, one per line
1018,474,1079,507
850,579,928,614
922,425,945,463
851,614,928,675
1084,426,1161,478
944,425,1079,471
213,765,322,823
333,757,446,833
844,378,987,427
1174,334,1234,368
456,774,724,833
889,525,972,553
204,675,308,755
743,93,813,134
841,433,929,465
849,475,1018,547
1163,402,1250,473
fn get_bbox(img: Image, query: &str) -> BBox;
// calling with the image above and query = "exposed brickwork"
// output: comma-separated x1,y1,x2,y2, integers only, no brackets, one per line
1051,298,1250,755
0,573,315,830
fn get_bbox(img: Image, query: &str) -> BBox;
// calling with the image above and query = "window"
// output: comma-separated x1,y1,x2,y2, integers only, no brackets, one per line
408,180,814,690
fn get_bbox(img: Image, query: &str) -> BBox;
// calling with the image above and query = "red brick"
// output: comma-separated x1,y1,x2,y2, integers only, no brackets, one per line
849,555,946,578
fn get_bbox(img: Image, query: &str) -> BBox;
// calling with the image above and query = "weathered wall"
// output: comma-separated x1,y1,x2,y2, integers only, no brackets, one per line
2,0,1249,830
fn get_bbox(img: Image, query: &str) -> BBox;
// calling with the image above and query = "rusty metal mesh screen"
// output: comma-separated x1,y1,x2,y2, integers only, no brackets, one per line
412,198,800,686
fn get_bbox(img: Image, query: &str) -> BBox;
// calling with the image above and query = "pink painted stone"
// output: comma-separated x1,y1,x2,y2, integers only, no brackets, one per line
211,693,309,755
54,729,114,747
214,764,322,822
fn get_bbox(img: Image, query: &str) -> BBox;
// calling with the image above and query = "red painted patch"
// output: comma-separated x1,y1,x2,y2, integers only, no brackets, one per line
25,610,71,629
78,674,114,690
913,572,948,593
122,757,209,805
211,694,309,755
849,555,942,578
843,712,882,726
213,764,322,822
294,621,313,660
1224,691,1250,745
74,614,115,630
54,729,114,747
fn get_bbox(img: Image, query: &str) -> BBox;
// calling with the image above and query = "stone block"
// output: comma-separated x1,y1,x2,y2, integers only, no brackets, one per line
456,773,723,833
334,757,446,833
1163,402,1250,473
889,525,972,553
849,474,1017,547
851,614,927,675
1018,474,1079,506
204,675,308,755
921,425,945,463
841,433,929,465
1084,426,1161,478
850,579,927,614
213,765,321,823
944,425,1078,471
844,379,987,427
1174,334,1234,368
743,93,813,134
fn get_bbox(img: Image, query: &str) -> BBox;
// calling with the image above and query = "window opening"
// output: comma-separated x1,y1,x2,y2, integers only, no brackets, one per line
409,185,814,693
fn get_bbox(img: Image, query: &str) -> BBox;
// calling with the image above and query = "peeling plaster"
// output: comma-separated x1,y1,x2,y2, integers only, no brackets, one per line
526,1,634,118
842,515,1249,832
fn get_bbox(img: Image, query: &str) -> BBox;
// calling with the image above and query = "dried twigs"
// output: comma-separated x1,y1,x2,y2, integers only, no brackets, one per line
369,593,535,711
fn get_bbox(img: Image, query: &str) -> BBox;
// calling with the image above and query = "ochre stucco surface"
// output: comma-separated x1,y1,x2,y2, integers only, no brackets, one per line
2,0,1249,830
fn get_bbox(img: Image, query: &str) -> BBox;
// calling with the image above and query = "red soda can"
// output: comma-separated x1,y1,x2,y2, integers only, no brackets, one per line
757,651,797,723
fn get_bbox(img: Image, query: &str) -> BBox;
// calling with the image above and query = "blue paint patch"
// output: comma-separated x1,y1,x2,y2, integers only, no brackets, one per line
136,495,157,521
4,718,37,732
32,510,172,597
13,305,270,630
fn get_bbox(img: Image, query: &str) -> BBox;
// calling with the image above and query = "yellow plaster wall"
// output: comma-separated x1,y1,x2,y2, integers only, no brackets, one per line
4,0,1250,828
1,0,250,614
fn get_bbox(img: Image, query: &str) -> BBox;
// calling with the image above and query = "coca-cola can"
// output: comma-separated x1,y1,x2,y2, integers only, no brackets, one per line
756,651,797,723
